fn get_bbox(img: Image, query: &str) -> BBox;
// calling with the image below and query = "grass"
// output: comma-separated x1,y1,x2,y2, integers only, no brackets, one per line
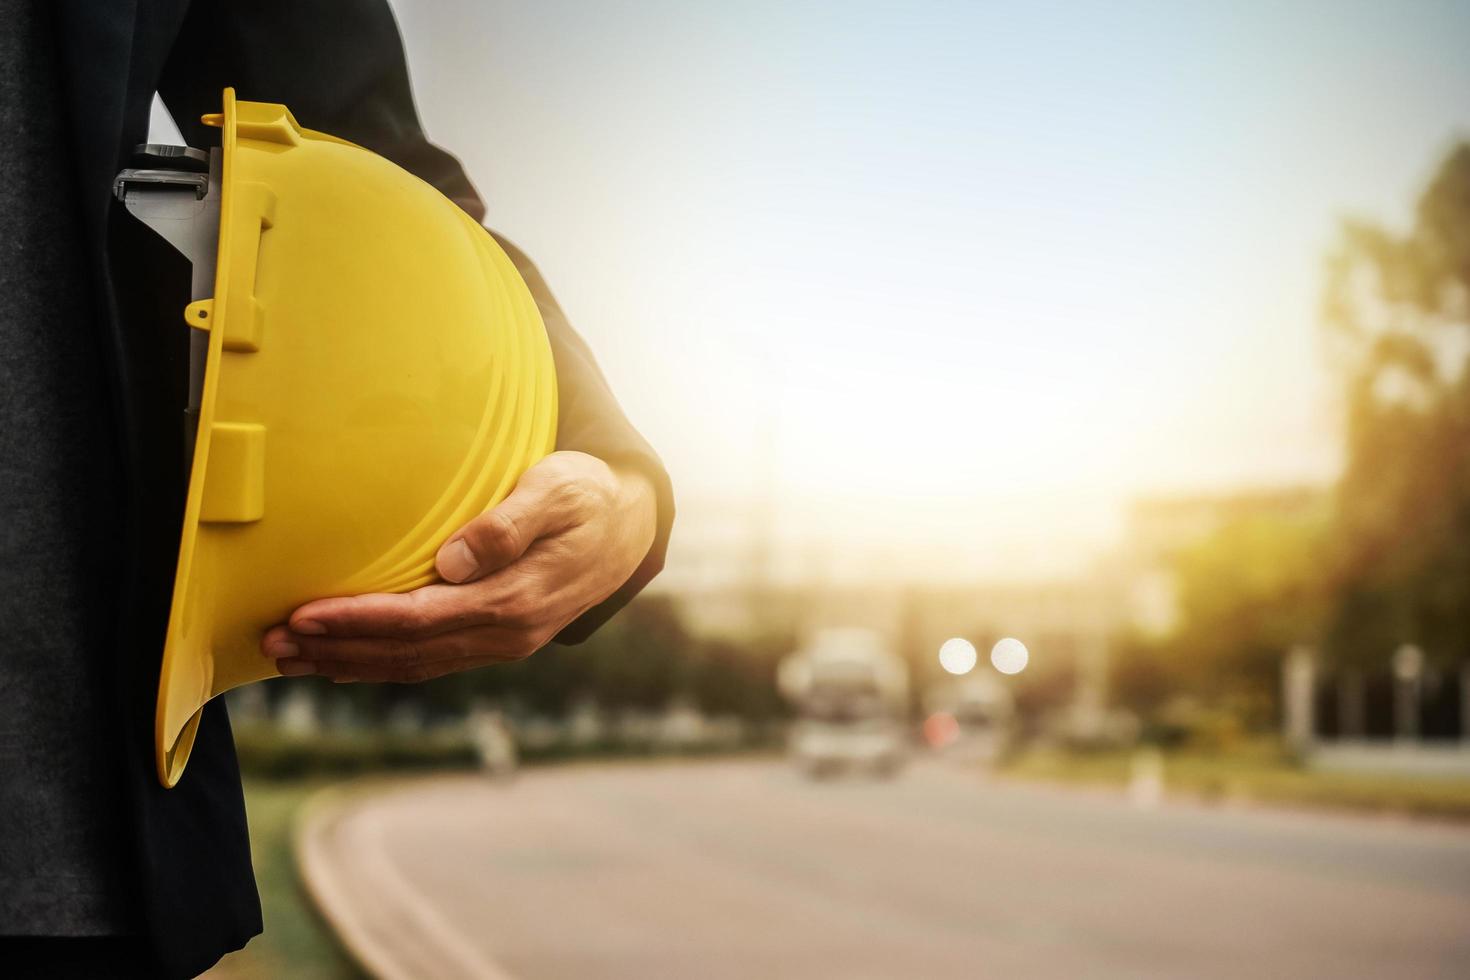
205,778,363,979
232,725,478,780
998,741,1470,821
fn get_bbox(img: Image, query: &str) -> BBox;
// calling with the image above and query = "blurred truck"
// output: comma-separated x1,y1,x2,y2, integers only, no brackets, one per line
778,629,909,778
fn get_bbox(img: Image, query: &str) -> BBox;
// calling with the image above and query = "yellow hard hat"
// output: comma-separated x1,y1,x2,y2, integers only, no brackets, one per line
114,90,558,787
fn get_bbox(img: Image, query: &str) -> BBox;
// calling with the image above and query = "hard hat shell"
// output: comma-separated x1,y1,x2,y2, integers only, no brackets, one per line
154,90,558,786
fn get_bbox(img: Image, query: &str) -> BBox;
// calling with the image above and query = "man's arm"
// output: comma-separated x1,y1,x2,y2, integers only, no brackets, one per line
488,234,675,640
158,0,673,659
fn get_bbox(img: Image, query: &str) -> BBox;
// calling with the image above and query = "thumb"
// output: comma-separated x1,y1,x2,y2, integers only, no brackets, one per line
436,483,555,584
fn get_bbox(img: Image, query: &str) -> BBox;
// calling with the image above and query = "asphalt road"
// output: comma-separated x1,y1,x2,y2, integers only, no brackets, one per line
300,759,1470,980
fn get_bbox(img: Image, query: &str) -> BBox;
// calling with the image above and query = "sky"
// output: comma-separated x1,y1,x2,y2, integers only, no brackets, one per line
154,0,1470,581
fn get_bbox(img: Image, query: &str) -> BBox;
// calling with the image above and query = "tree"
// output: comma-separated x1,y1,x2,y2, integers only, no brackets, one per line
1107,143,1470,730
1110,509,1327,727
1322,142,1470,671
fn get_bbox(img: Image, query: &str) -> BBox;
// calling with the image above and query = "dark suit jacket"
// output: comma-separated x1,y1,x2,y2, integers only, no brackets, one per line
55,1,673,974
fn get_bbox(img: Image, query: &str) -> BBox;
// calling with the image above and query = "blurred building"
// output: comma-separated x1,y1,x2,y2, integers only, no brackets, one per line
656,488,1344,732
653,496,1121,724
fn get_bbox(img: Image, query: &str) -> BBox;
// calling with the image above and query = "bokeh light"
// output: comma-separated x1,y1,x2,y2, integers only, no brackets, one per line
922,711,961,749
990,637,1029,675
938,638,978,675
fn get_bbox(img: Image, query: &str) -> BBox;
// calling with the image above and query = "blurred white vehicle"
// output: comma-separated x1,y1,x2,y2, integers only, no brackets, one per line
778,629,909,778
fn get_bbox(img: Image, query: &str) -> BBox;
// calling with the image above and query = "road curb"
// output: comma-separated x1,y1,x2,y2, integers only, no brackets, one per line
293,775,518,980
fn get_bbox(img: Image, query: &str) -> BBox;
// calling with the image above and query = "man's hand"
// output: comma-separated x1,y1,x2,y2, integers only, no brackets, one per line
260,451,657,683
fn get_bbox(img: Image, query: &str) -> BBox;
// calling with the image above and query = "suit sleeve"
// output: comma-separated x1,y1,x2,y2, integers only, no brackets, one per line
157,0,674,642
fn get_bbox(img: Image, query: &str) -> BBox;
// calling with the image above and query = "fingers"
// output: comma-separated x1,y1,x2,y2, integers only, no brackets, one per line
288,584,481,639
435,452,610,584
262,621,547,676
263,450,626,685
312,656,502,685
287,568,567,641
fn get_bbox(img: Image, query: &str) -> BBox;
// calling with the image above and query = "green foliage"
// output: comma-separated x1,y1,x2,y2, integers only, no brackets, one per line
232,724,777,779
234,727,478,779
1111,141,1470,725
451,596,791,717
578,596,693,710
1322,141,1470,670
1175,511,1329,691
686,634,788,720
1111,509,1327,724
1010,648,1078,724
